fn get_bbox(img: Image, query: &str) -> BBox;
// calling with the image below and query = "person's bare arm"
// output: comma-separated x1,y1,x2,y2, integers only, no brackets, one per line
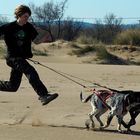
33,27,52,44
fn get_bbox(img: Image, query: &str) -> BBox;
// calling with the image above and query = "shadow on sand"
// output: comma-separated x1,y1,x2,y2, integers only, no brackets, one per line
48,124,140,136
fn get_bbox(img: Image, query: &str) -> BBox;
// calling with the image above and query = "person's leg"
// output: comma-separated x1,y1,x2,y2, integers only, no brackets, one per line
6,57,58,105
24,64,58,105
0,69,22,92
7,57,49,96
24,62,49,97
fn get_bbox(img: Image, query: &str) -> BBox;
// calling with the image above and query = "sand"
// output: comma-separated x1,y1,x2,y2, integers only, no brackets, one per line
0,53,140,139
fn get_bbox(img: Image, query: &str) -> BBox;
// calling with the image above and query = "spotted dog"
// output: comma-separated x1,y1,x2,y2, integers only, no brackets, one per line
80,89,140,133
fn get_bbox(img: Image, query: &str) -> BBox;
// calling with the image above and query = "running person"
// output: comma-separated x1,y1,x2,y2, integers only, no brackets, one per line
0,5,58,105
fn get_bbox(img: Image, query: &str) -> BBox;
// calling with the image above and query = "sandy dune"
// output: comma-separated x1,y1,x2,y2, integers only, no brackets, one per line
0,56,140,140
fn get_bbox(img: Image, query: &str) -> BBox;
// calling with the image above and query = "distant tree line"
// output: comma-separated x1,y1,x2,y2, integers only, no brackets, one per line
28,0,125,43
1,0,140,46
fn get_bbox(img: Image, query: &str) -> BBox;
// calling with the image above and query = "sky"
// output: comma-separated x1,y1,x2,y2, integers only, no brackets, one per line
0,0,140,24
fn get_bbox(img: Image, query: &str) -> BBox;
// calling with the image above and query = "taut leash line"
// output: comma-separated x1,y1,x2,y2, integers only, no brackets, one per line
28,59,87,88
28,59,121,92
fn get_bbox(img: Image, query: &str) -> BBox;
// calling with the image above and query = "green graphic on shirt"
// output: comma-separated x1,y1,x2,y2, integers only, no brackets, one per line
15,30,26,46
16,30,26,39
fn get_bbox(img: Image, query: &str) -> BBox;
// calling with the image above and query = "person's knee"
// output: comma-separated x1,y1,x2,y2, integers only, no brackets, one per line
25,67,40,82
8,82,20,92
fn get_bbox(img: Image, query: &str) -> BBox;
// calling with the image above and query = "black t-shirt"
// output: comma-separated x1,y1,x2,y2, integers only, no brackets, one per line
0,21,38,58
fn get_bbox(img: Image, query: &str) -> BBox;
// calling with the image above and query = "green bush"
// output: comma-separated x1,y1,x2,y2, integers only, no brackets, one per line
70,44,110,60
95,45,110,59
32,47,48,56
114,29,140,46
76,34,98,44
71,46,95,56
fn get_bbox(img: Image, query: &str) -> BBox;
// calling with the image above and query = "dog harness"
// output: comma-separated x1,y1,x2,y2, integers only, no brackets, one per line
93,89,113,109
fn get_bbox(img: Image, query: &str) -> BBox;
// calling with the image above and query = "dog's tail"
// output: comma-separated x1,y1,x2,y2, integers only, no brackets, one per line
80,91,93,103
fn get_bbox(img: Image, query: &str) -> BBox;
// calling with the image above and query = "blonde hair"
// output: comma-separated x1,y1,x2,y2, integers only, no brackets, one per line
14,5,31,19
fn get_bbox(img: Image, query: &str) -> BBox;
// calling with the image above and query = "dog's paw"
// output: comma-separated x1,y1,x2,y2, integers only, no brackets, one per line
100,125,106,129
99,126,104,130
117,130,127,134
85,119,95,129
91,122,95,129
85,119,91,129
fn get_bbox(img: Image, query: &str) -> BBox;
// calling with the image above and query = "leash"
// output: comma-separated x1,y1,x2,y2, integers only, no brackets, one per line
28,59,119,92
28,59,87,88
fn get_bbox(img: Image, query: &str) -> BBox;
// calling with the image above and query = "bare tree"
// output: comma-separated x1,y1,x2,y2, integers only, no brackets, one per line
103,13,122,43
92,13,122,44
0,15,9,25
29,0,68,41
61,17,83,41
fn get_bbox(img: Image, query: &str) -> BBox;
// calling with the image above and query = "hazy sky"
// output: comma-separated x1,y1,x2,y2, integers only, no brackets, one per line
0,0,140,24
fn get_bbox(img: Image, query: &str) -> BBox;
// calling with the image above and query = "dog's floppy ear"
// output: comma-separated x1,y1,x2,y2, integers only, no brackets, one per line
124,93,137,106
124,94,131,106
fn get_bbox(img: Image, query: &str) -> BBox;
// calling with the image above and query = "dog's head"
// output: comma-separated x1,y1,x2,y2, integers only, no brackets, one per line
125,92,140,109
